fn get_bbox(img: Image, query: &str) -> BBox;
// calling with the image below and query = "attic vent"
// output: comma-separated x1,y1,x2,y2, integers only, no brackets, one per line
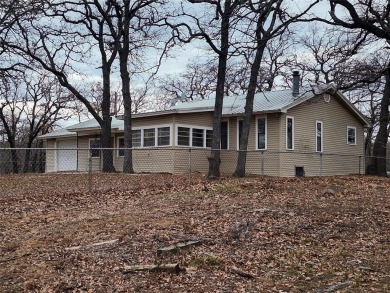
323,93,331,103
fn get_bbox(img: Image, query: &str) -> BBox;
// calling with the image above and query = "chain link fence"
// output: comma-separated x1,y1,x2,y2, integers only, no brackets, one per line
0,147,389,191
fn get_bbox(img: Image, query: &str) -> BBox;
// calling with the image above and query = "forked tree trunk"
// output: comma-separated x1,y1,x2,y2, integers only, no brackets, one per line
208,0,232,179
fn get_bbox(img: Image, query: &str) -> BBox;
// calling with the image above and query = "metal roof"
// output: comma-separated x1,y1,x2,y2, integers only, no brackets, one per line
39,84,370,140
67,116,124,131
171,85,332,115
39,128,76,139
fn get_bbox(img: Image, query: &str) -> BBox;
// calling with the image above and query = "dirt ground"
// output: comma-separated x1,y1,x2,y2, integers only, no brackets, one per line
0,173,389,292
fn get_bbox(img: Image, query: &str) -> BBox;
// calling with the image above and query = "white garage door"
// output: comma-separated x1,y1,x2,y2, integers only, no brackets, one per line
57,140,77,171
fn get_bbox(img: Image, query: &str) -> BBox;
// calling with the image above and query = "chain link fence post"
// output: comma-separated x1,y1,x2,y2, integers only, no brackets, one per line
320,152,323,176
88,156,93,193
188,148,192,185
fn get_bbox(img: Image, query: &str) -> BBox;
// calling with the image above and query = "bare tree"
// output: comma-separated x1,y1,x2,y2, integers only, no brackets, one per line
1,0,125,172
165,0,248,178
322,0,390,175
233,0,319,177
0,71,71,173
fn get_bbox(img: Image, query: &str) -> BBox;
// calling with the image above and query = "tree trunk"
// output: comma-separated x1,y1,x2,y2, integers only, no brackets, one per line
123,96,134,173
121,0,134,174
208,0,232,179
10,147,19,174
371,68,390,176
100,61,115,172
23,148,31,173
233,39,266,177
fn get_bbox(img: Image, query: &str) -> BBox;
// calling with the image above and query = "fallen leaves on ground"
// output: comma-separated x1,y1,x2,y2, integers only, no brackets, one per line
0,173,389,292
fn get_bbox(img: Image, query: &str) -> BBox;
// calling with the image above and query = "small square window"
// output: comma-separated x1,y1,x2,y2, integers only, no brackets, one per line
347,126,356,145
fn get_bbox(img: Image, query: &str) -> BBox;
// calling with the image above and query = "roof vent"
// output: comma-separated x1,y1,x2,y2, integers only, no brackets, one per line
292,71,300,97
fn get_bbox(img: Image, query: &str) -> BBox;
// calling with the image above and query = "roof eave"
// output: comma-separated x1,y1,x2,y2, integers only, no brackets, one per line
116,107,214,120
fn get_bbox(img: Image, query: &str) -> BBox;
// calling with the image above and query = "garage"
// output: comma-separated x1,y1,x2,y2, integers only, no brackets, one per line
56,139,77,171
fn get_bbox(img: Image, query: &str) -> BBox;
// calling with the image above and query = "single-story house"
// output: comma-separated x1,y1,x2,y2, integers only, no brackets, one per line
39,82,371,176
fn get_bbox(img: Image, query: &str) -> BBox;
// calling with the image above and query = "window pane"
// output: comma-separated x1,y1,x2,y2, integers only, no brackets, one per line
132,130,141,147
178,127,190,146
316,122,322,152
118,137,124,156
287,118,293,150
221,122,228,149
192,128,204,147
143,128,155,147
158,127,170,146
206,130,213,148
90,139,100,157
347,127,355,144
258,118,266,149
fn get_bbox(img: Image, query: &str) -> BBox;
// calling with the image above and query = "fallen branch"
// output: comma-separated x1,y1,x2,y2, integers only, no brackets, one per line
228,266,255,279
122,263,183,274
157,239,205,255
65,239,119,251
316,281,353,293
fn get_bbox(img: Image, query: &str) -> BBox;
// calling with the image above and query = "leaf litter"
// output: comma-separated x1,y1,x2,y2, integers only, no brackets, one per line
0,173,389,292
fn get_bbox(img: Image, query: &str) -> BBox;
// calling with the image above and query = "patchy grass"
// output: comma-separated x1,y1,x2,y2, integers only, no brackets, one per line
0,173,389,292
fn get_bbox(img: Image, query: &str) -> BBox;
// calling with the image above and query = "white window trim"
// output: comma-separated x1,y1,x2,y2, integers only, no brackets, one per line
256,116,267,150
347,126,356,145
236,119,243,150
175,124,213,148
316,120,323,153
116,124,172,155
286,115,294,150
89,138,101,158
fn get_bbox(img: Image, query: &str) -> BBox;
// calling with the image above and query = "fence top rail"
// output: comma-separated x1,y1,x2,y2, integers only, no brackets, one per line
0,147,388,160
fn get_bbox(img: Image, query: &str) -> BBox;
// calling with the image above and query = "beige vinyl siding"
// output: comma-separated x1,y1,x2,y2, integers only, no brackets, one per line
229,116,256,150
45,139,56,172
244,151,281,176
173,148,209,174
112,133,175,173
174,112,213,127
132,115,174,128
231,113,280,151
131,148,174,173
228,117,237,150
279,95,365,176
77,136,101,172
264,113,280,151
